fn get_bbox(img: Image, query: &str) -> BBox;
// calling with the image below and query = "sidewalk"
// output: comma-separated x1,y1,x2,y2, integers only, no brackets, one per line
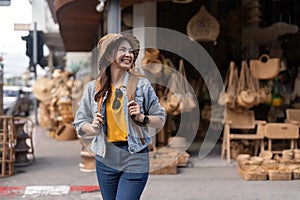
1,125,300,199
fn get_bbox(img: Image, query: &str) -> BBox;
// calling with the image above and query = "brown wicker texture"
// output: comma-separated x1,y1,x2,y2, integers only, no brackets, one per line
218,61,239,109
292,169,300,179
150,156,178,175
177,152,190,167
186,6,220,43
238,165,267,181
149,148,184,174
0,116,16,177
268,169,292,181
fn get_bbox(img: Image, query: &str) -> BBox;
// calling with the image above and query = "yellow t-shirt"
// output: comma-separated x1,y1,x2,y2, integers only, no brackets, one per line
106,86,128,142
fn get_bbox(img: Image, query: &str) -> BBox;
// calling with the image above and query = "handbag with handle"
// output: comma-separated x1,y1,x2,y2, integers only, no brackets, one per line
237,60,258,108
160,59,197,115
218,61,238,109
176,59,197,113
250,54,280,80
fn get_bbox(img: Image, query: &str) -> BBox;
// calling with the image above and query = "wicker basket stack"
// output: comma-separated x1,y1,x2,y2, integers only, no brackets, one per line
149,147,190,175
237,150,300,181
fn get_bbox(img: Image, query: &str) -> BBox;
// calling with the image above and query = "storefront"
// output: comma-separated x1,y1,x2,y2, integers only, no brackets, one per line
47,0,300,165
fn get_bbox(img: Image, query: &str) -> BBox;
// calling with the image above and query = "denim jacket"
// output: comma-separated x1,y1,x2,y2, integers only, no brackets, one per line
73,72,166,157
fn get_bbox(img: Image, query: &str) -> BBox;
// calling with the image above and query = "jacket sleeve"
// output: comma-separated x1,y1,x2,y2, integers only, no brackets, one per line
139,78,166,122
73,81,95,136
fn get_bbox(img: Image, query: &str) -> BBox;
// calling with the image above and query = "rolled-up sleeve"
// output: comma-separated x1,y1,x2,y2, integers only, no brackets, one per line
73,81,95,136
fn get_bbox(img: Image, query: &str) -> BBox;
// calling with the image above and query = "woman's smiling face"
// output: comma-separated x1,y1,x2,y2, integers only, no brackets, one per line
113,39,134,70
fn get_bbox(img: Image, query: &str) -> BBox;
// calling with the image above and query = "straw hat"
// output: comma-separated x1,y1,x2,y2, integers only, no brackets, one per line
32,77,55,101
97,33,140,69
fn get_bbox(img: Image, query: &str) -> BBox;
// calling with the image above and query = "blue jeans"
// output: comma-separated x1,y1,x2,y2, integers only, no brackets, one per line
96,143,149,200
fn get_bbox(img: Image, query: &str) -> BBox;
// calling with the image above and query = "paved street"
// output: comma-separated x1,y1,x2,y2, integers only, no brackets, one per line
1,125,300,200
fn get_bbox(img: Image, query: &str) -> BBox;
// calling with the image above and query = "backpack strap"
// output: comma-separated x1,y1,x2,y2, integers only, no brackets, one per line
127,72,140,101
127,73,145,145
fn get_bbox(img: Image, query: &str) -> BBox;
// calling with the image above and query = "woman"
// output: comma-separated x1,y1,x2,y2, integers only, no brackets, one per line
73,33,166,200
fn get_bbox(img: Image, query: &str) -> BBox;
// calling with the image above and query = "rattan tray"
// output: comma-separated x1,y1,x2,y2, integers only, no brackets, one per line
238,166,267,181
268,170,292,181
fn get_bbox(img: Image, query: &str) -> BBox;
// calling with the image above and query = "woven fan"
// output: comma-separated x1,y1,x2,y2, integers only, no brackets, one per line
186,6,220,43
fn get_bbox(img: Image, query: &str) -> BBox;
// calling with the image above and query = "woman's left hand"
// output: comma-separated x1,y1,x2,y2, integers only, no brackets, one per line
127,100,142,121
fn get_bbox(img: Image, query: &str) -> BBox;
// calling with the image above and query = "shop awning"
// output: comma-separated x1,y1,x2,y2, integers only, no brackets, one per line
52,0,168,52
53,0,102,52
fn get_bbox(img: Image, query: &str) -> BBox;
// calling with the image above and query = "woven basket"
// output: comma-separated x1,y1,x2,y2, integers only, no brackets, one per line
268,169,292,181
177,152,190,167
149,148,179,175
238,165,267,181
187,6,220,43
259,151,273,160
292,169,300,179
150,156,178,175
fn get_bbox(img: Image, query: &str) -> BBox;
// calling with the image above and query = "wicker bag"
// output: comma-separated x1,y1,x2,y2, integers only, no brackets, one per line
250,54,280,80
174,59,197,114
252,74,272,104
257,87,272,104
237,61,258,108
159,91,180,114
160,59,197,115
218,61,238,109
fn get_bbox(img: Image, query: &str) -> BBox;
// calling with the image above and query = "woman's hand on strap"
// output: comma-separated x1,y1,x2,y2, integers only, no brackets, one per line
128,100,165,128
81,112,103,135
128,100,142,121
92,112,103,130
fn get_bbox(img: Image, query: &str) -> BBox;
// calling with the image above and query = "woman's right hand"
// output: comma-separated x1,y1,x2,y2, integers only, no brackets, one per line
91,112,103,131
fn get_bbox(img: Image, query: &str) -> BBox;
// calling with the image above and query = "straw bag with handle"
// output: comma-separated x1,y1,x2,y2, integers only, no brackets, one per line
257,82,272,104
218,61,238,109
250,54,280,80
174,59,197,115
159,73,181,115
160,59,197,115
236,60,258,108
250,71,272,105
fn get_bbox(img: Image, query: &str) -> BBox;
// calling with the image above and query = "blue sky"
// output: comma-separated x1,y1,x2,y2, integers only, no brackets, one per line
0,0,32,77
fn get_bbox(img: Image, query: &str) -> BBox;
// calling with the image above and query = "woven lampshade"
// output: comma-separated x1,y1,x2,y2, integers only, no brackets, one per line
187,6,220,43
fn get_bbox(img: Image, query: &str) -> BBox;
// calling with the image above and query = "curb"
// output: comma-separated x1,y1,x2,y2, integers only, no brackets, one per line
0,185,100,198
